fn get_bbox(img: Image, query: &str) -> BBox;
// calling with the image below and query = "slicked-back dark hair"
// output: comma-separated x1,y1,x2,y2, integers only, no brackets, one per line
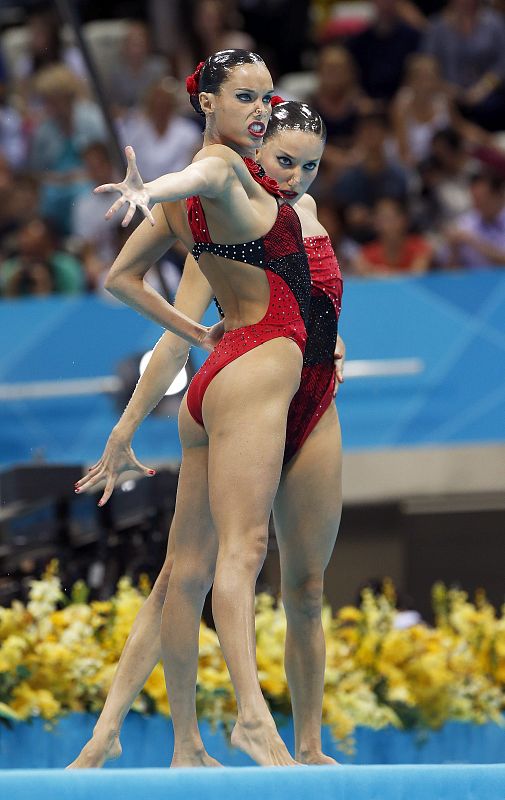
189,49,266,116
263,101,327,144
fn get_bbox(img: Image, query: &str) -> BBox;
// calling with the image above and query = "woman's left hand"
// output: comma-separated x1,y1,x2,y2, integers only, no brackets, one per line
95,145,155,228
333,334,346,397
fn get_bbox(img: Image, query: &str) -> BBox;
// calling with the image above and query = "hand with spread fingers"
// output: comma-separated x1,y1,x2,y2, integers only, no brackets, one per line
95,145,155,228
333,334,345,397
74,427,156,506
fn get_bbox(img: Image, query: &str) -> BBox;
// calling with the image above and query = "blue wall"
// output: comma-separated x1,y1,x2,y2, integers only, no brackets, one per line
1,269,504,466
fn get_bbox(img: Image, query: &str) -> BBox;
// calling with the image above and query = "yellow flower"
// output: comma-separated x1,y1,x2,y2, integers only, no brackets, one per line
144,664,167,702
338,606,362,624
11,684,61,721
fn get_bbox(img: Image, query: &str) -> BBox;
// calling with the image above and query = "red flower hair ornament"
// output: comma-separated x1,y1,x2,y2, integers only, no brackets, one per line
271,95,285,107
186,61,206,96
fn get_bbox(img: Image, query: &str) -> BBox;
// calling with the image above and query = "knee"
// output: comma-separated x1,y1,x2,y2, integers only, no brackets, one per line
174,561,215,598
283,575,324,621
218,528,269,578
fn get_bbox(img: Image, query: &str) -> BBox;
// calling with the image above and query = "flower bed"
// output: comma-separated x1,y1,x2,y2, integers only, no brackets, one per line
1,563,504,753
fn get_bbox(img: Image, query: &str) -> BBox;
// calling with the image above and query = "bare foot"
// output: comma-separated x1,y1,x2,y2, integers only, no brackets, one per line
231,719,298,766
66,732,122,769
298,750,340,766
171,747,222,768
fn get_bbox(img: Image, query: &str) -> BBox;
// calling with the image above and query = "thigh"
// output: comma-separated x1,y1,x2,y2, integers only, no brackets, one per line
204,338,302,537
274,404,342,581
164,396,216,566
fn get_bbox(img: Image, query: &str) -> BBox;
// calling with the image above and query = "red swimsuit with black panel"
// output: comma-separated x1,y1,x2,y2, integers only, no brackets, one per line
283,235,343,464
185,158,311,427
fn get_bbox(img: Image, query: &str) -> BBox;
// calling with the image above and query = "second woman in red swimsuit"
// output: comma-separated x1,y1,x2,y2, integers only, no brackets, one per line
70,91,343,768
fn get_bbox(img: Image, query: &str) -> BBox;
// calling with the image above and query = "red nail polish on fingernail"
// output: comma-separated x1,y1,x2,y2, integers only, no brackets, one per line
75,488,80,493
148,470,156,475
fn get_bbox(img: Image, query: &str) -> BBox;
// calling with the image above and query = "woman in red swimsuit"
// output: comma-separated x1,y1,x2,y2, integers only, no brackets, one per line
76,50,311,768
70,93,342,768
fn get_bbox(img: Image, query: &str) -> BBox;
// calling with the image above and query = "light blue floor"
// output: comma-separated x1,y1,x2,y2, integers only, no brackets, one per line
2,765,505,800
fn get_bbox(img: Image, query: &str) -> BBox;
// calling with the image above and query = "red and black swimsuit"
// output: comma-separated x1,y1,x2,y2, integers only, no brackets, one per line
284,235,343,464
185,158,311,427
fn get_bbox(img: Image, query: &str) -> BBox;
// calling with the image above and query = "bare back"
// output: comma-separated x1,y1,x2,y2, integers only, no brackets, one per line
162,145,288,331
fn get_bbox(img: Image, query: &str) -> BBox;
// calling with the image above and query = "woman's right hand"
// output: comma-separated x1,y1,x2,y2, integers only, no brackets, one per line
199,319,226,352
95,145,155,228
74,427,156,506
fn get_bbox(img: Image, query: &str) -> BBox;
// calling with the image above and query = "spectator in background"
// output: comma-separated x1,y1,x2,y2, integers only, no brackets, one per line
423,0,505,131
72,142,120,290
392,53,495,171
177,0,255,79
237,0,309,76
332,112,408,242
0,156,15,249
29,65,106,235
107,21,168,114
440,171,505,268
347,0,421,102
0,170,40,254
306,45,375,187
117,77,201,181
308,46,372,147
420,127,480,227
0,74,27,169
10,7,85,86
316,201,360,274
0,217,84,297
354,196,433,275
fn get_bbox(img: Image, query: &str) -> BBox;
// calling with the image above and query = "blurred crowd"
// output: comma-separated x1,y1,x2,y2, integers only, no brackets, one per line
0,0,504,298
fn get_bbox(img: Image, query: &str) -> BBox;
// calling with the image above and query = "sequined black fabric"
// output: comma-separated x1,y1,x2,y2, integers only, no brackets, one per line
193,238,264,265
303,291,338,366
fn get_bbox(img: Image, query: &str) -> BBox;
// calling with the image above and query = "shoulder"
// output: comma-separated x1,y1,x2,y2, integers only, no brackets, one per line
192,144,243,167
191,144,243,182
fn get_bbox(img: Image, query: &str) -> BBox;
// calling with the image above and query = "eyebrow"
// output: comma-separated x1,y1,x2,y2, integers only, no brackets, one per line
278,150,320,162
234,87,273,93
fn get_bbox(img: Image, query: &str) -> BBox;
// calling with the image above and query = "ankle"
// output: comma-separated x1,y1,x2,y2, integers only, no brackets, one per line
92,723,121,741
173,739,205,756
236,713,276,732
297,742,323,759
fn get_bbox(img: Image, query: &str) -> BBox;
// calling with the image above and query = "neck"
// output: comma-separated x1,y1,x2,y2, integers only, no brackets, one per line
203,125,257,159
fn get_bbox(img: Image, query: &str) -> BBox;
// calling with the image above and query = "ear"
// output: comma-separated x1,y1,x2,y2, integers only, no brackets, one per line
199,92,215,115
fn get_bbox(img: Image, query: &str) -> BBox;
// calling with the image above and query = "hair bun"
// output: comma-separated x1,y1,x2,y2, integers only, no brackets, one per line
271,95,285,107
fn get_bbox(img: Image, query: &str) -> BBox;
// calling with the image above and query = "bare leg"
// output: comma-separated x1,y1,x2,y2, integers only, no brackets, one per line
203,339,302,766
66,555,173,768
67,440,218,768
274,404,342,765
160,407,220,767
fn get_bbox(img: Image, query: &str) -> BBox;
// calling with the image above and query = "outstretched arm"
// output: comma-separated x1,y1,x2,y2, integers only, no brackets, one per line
76,252,219,505
97,145,232,227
